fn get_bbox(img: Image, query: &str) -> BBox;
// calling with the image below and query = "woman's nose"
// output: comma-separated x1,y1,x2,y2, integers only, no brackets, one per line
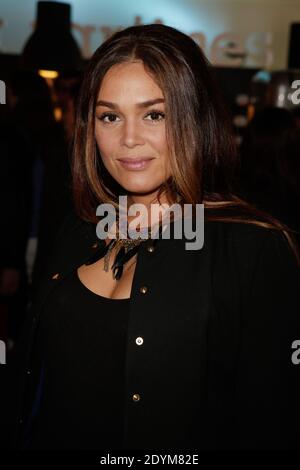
120,119,144,148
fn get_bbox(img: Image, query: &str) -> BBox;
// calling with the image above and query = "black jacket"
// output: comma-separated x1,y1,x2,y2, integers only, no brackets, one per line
2,209,300,450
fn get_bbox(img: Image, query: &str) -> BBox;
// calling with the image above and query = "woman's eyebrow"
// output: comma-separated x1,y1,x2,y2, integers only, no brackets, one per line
96,98,165,109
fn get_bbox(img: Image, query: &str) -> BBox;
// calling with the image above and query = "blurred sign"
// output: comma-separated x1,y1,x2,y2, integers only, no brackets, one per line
1,0,299,69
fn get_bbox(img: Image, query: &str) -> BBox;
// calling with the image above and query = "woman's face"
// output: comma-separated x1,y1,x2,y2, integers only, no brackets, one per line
94,61,171,198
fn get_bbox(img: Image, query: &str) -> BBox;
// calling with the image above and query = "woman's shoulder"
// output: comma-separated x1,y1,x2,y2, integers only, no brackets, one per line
204,221,299,321
41,209,98,279
53,208,97,246
55,207,86,237
204,219,299,272
205,218,294,248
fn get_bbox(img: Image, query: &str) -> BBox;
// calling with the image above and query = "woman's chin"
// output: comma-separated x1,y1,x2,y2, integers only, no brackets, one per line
119,182,162,197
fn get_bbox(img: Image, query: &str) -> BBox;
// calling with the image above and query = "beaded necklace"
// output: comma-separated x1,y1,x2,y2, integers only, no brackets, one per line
104,225,156,280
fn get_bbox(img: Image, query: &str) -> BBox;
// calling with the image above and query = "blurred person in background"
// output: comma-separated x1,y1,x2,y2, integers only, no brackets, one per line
292,106,300,130
30,72,81,297
0,75,33,353
0,69,78,351
238,107,300,247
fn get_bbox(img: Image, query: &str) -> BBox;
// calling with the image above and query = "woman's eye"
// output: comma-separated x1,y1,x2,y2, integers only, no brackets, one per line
97,111,165,124
145,111,165,122
98,113,120,124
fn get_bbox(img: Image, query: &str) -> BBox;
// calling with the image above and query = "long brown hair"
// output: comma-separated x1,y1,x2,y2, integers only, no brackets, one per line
72,23,300,265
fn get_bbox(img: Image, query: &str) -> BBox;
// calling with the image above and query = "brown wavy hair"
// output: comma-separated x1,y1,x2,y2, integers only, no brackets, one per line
72,23,300,265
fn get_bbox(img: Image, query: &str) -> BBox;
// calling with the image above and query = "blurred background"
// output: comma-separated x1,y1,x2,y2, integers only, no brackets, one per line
0,0,300,361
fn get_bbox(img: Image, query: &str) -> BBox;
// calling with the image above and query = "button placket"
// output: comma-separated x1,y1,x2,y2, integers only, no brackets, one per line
126,241,157,427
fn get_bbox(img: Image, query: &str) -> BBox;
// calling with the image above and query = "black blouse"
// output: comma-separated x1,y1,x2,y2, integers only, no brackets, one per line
22,268,130,450
5,218,299,451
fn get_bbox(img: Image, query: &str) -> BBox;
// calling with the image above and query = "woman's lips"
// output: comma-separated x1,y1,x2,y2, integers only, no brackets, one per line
117,158,154,171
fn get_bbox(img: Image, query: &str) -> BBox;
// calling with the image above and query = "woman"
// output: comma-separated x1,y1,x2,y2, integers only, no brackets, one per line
5,24,300,451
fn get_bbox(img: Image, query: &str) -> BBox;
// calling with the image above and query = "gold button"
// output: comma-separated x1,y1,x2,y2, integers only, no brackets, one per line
139,286,148,294
147,245,155,253
132,393,141,402
52,273,60,280
91,242,98,249
135,337,144,346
